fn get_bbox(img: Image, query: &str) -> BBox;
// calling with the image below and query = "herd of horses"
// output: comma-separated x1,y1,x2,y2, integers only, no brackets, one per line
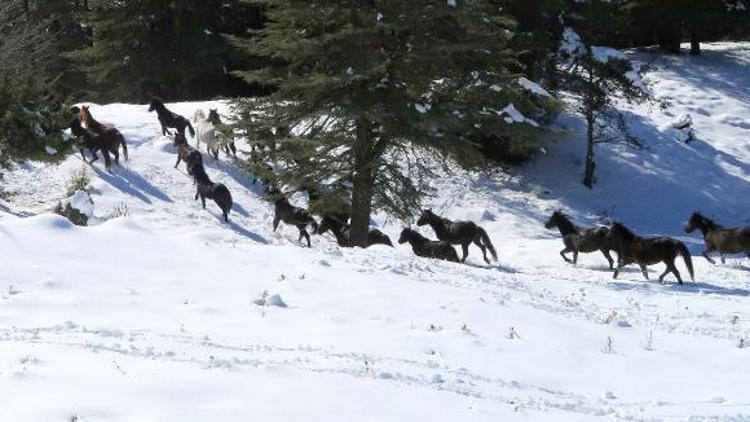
545,210,750,284
67,100,750,284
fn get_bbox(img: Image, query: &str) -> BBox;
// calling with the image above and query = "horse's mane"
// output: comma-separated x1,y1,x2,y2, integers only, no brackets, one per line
611,222,636,240
554,212,578,234
694,212,720,230
190,162,212,185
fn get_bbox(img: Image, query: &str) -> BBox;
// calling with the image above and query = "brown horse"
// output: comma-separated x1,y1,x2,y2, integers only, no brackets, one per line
78,106,129,164
684,212,750,264
609,222,694,284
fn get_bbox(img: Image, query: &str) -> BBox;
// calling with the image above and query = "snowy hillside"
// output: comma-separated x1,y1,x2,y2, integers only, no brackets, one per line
1,43,750,421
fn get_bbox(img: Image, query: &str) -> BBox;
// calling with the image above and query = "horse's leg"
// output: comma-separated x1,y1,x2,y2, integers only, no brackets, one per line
640,264,649,280
460,243,469,263
559,248,574,264
162,124,168,137
602,249,614,269
473,238,489,264
201,195,206,209
721,253,726,265
612,264,621,279
702,248,716,264
195,188,200,201
301,228,311,247
572,249,579,265
174,154,182,168
273,215,281,232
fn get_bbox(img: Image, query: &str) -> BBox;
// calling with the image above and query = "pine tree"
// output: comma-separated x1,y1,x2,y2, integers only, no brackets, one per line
71,0,234,102
232,0,544,246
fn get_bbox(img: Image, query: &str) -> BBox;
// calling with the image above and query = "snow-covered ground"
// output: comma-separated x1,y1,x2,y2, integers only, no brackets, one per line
1,43,750,421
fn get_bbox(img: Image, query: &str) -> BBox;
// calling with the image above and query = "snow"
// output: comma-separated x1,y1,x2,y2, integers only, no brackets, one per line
518,77,553,98
1,44,750,420
502,103,539,127
68,190,94,218
44,146,57,155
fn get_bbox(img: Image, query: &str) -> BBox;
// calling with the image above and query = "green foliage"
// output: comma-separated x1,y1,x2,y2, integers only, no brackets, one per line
232,0,548,232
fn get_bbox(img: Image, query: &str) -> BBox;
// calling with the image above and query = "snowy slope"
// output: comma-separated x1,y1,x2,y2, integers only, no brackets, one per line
1,43,750,421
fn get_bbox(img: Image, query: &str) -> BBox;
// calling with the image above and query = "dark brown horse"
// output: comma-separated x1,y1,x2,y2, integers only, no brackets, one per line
148,97,195,138
398,228,460,263
417,209,497,264
272,194,319,247
685,212,750,264
78,106,129,164
544,211,616,268
69,109,112,171
317,215,393,248
609,222,694,284
188,160,232,222
172,132,202,175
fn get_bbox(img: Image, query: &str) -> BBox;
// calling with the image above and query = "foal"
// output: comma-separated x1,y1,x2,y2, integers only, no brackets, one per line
544,211,616,268
317,215,393,248
272,194,319,247
398,228,460,263
609,222,694,284
149,97,195,138
417,209,497,264
685,212,750,264
188,161,232,222
78,106,128,164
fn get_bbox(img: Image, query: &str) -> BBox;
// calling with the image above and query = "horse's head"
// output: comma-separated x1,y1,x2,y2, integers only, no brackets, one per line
193,109,206,123
148,97,162,112
544,210,563,229
78,106,91,123
208,109,222,125
173,131,188,145
684,212,705,234
317,216,333,235
398,228,412,244
416,209,433,226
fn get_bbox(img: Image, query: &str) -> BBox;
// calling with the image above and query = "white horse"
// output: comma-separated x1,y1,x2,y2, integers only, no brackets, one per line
193,109,236,160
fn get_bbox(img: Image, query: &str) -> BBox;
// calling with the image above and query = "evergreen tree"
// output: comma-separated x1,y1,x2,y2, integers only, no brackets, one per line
71,0,237,102
232,0,545,246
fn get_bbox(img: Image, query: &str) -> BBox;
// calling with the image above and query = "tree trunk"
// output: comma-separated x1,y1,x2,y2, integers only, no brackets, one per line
657,13,681,54
689,14,701,56
350,118,375,248
583,110,596,189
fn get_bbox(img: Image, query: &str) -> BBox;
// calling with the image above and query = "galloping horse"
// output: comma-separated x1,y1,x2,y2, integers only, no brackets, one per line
317,215,393,248
78,105,128,164
69,108,111,170
172,132,203,175
685,212,750,264
188,160,232,222
417,209,497,264
544,211,616,268
398,228,460,263
271,192,319,247
609,222,694,284
148,97,195,138
194,109,236,159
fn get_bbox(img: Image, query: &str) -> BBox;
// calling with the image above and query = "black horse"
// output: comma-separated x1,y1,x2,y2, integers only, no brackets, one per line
609,222,694,284
417,209,497,264
272,195,319,247
544,211,616,268
188,161,232,222
172,132,202,175
685,212,750,264
398,228,460,263
317,215,393,248
148,97,195,138
69,113,112,170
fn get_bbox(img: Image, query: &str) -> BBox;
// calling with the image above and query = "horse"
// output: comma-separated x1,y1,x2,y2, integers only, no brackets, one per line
78,105,128,164
172,132,203,175
544,211,616,268
272,194,319,247
416,209,497,264
317,215,393,248
148,97,195,138
188,160,232,222
398,228,460,263
69,110,112,171
608,222,694,284
684,212,750,264
193,109,236,159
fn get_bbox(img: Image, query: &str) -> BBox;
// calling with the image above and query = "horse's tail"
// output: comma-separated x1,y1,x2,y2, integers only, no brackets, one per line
187,121,196,138
677,241,695,281
478,227,498,261
119,133,129,161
